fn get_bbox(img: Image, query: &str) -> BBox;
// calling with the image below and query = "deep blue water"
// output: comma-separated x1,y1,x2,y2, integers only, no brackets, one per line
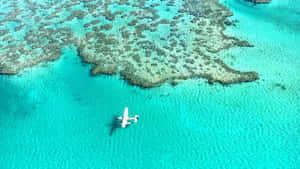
0,0,299,168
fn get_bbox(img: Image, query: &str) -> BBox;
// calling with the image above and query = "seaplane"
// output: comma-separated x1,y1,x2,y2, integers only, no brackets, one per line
117,107,139,128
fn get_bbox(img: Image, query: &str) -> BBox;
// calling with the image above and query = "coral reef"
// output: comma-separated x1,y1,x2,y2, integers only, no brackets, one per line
0,0,258,87
246,0,271,4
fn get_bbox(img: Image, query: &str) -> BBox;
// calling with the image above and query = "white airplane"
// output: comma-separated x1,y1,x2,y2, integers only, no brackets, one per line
117,107,139,128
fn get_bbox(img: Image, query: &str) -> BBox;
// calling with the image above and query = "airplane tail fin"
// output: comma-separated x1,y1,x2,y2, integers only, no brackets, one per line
134,115,139,123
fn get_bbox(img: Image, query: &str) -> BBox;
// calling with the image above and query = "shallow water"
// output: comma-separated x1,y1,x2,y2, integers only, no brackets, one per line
0,0,299,169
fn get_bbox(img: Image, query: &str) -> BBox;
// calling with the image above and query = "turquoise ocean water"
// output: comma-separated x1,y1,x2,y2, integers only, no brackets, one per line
0,0,299,168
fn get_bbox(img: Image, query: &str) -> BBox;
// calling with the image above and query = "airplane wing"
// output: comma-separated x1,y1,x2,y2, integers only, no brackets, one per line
121,107,129,128
124,107,129,118
122,121,127,128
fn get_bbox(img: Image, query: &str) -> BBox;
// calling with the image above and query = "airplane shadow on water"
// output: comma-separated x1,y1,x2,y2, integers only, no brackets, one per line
108,115,121,136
